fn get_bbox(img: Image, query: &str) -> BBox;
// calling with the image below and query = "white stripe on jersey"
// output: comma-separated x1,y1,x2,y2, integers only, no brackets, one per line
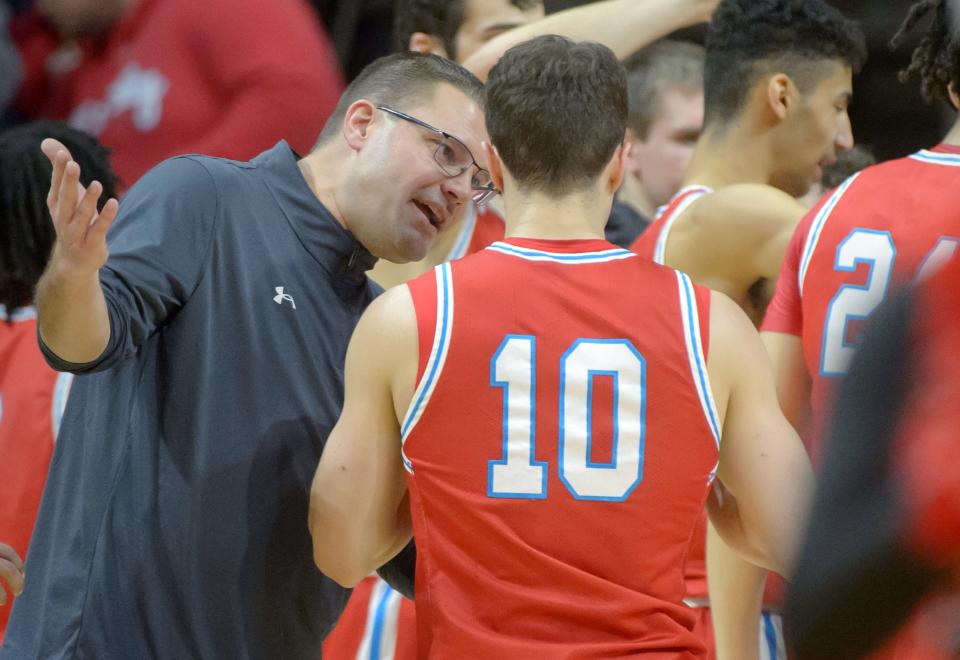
653,186,713,265
399,263,455,471
676,272,721,465
486,242,635,264
798,173,861,295
0,304,37,322
355,578,403,660
909,149,960,167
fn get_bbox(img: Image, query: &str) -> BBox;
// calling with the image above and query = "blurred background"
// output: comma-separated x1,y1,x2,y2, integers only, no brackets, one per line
0,0,952,185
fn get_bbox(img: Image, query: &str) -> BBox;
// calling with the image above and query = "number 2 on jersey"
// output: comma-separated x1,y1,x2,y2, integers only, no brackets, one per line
488,335,646,502
821,230,959,376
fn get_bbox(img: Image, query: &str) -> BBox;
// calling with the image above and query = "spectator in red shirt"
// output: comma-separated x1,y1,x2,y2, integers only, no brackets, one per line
10,0,344,186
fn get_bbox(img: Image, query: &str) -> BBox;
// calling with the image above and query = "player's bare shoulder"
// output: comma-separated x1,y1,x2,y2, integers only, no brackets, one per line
690,184,807,240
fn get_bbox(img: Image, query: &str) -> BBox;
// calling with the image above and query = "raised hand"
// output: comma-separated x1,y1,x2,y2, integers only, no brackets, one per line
0,542,24,606
41,138,120,276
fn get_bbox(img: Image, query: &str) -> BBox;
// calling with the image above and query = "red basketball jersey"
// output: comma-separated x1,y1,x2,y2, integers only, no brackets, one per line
763,144,960,465
401,237,720,658
630,186,713,261
0,306,72,641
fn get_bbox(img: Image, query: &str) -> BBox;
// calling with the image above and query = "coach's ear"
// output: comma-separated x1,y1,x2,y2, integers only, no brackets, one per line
484,141,505,193
949,81,960,111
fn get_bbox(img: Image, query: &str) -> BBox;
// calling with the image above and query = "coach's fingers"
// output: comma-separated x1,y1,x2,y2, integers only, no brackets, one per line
90,197,120,239
55,161,83,236
74,181,104,231
45,147,70,216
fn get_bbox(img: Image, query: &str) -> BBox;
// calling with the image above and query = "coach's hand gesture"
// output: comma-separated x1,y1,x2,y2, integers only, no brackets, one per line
0,542,24,606
41,138,119,276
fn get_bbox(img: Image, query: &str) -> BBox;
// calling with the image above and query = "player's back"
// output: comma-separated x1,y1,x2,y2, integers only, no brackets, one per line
401,237,720,658
790,145,960,456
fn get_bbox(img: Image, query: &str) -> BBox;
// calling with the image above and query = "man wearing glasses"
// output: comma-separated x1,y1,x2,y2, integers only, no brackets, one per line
2,53,486,660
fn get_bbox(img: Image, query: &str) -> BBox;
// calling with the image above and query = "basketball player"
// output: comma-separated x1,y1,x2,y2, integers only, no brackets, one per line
625,2,865,656
761,3,960,655
763,0,960,462
310,36,813,658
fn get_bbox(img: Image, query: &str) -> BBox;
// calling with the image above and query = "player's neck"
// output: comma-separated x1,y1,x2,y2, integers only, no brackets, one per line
616,176,656,219
502,190,608,241
684,125,773,189
942,116,960,146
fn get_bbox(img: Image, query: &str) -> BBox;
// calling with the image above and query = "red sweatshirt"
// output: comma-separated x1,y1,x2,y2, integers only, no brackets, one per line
13,0,343,186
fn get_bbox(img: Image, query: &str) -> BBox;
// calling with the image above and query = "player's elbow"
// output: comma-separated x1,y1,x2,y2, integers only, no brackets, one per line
311,533,367,587
309,517,368,587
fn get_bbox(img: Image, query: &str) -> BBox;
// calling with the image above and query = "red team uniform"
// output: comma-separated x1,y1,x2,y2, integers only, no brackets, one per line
399,237,720,657
630,186,786,660
0,307,72,642
763,145,960,659
763,144,960,463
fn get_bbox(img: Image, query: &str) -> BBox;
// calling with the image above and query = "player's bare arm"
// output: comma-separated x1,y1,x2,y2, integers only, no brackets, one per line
34,138,118,364
706,520,765,660
463,0,719,81
761,331,811,433
670,185,806,320
0,542,25,606
309,286,419,588
706,291,815,574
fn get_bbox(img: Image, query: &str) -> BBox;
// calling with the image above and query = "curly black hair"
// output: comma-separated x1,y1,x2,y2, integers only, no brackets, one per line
891,0,960,106
0,121,118,313
394,0,540,61
704,0,867,125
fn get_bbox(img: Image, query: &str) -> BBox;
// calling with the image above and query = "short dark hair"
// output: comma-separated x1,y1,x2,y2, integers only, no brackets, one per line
486,35,627,195
315,51,485,145
891,0,960,107
0,121,118,313
703,0,867,126
624,39,705,138
394,0,541,61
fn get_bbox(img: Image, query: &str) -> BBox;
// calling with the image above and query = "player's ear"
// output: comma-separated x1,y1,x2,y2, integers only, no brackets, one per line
607,139,630,194
484,142,505,193
949,81,960,112
342,100,378,151
766,73,793,123
408,32,448,58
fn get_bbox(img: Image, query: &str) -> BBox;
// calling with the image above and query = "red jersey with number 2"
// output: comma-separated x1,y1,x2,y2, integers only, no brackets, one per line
401,237,720,658
762,145,960,464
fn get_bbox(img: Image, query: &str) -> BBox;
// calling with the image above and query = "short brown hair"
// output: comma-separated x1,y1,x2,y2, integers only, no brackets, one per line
315,52,485,145
486,36,628,195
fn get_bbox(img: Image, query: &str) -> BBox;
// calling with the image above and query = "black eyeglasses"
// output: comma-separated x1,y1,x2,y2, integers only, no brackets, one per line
377,106,499,206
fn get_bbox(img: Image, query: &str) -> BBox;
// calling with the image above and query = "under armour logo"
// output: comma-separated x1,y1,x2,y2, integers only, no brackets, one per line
273,287,296,309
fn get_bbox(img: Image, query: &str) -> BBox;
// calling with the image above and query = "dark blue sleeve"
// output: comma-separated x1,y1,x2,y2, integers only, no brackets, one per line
40,156,219,374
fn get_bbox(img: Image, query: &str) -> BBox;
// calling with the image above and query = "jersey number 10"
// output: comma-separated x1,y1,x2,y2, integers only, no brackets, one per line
487,335,646,502
821,230,958,376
